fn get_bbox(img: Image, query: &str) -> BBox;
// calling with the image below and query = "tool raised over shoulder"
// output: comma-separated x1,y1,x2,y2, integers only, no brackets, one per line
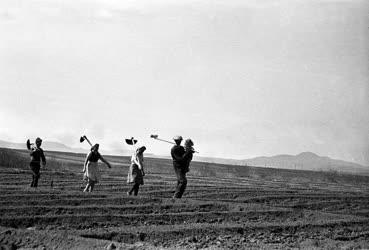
150,134,198,153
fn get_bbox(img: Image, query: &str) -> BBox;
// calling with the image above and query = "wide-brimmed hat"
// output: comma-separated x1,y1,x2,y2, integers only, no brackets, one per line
173,135,183,141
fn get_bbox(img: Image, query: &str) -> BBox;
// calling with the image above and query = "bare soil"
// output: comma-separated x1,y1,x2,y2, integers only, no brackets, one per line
0,149,368,249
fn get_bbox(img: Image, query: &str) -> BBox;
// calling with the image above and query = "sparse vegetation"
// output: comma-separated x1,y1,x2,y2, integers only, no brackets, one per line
0,147,30,170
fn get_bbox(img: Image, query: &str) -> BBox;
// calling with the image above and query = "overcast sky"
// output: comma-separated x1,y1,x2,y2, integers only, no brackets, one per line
0,0,368,165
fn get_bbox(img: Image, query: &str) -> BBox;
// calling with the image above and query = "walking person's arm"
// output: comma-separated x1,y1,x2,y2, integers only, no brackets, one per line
41,149,46,166
100,155,112,168
138,156,145,176
83,152,91,173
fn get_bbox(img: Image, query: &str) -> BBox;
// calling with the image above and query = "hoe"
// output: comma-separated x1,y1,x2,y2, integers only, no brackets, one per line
26,139,36,151
125,137,138,145
150,134,198,153
80,135,93,147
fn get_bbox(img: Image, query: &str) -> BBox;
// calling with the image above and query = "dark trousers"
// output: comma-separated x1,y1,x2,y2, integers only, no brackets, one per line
30,163,41,187
129,183,140,196
173,167,187,198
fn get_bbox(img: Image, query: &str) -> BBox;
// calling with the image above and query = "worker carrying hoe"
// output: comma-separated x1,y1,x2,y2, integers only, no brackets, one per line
26,137,46,188
171,136,194,199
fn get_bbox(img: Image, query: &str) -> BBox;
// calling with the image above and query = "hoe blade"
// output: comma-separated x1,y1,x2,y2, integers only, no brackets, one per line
125,138,137,145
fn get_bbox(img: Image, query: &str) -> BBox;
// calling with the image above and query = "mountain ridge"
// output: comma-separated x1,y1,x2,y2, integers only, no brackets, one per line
238,151,368,174
0,139,87,154
193,151,368,175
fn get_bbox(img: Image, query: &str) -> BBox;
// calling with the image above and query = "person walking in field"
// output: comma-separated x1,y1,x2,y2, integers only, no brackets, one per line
171,136,194,198
83,144,111,192
183,139,194,174
127,146,146,196
29,137,46,188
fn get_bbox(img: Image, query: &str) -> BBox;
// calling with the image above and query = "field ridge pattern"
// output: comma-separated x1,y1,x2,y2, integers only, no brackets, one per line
0,148,368,249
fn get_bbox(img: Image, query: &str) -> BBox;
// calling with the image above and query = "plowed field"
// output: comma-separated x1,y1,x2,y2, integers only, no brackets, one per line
0,149,368,249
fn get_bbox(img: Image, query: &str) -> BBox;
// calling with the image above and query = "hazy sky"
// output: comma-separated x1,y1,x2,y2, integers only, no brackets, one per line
0,0,368,165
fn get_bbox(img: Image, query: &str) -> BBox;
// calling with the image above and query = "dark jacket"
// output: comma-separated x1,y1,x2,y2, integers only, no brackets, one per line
86,151,101,163
182,150,193,173
171,145,185,168
30,148,46,165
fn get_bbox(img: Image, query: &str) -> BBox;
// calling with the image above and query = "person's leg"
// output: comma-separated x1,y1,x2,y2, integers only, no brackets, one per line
34,175,39,187
174,180,182,198
83,183,90,192
128,185,133,195
90,182,95,192
175,171,187,198
133,183,140,196
31,175,35,187
33,165,40,187
173,167,182,198
128,184,135,195
178,174,187,198
30,164,37,187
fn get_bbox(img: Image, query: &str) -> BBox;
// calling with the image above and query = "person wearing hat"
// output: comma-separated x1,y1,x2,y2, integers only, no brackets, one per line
29,137,46,188
183,139,194,173
171,136,195,198
127,146,146,196
83,143,111,192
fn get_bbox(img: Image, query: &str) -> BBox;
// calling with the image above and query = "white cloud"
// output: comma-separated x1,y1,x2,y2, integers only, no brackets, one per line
95,9,114,19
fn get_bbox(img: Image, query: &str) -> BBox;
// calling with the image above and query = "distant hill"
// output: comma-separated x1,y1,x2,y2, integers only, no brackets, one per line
195,152,369,175
242,152,368,174
0,139,87,154
0,139,133,156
